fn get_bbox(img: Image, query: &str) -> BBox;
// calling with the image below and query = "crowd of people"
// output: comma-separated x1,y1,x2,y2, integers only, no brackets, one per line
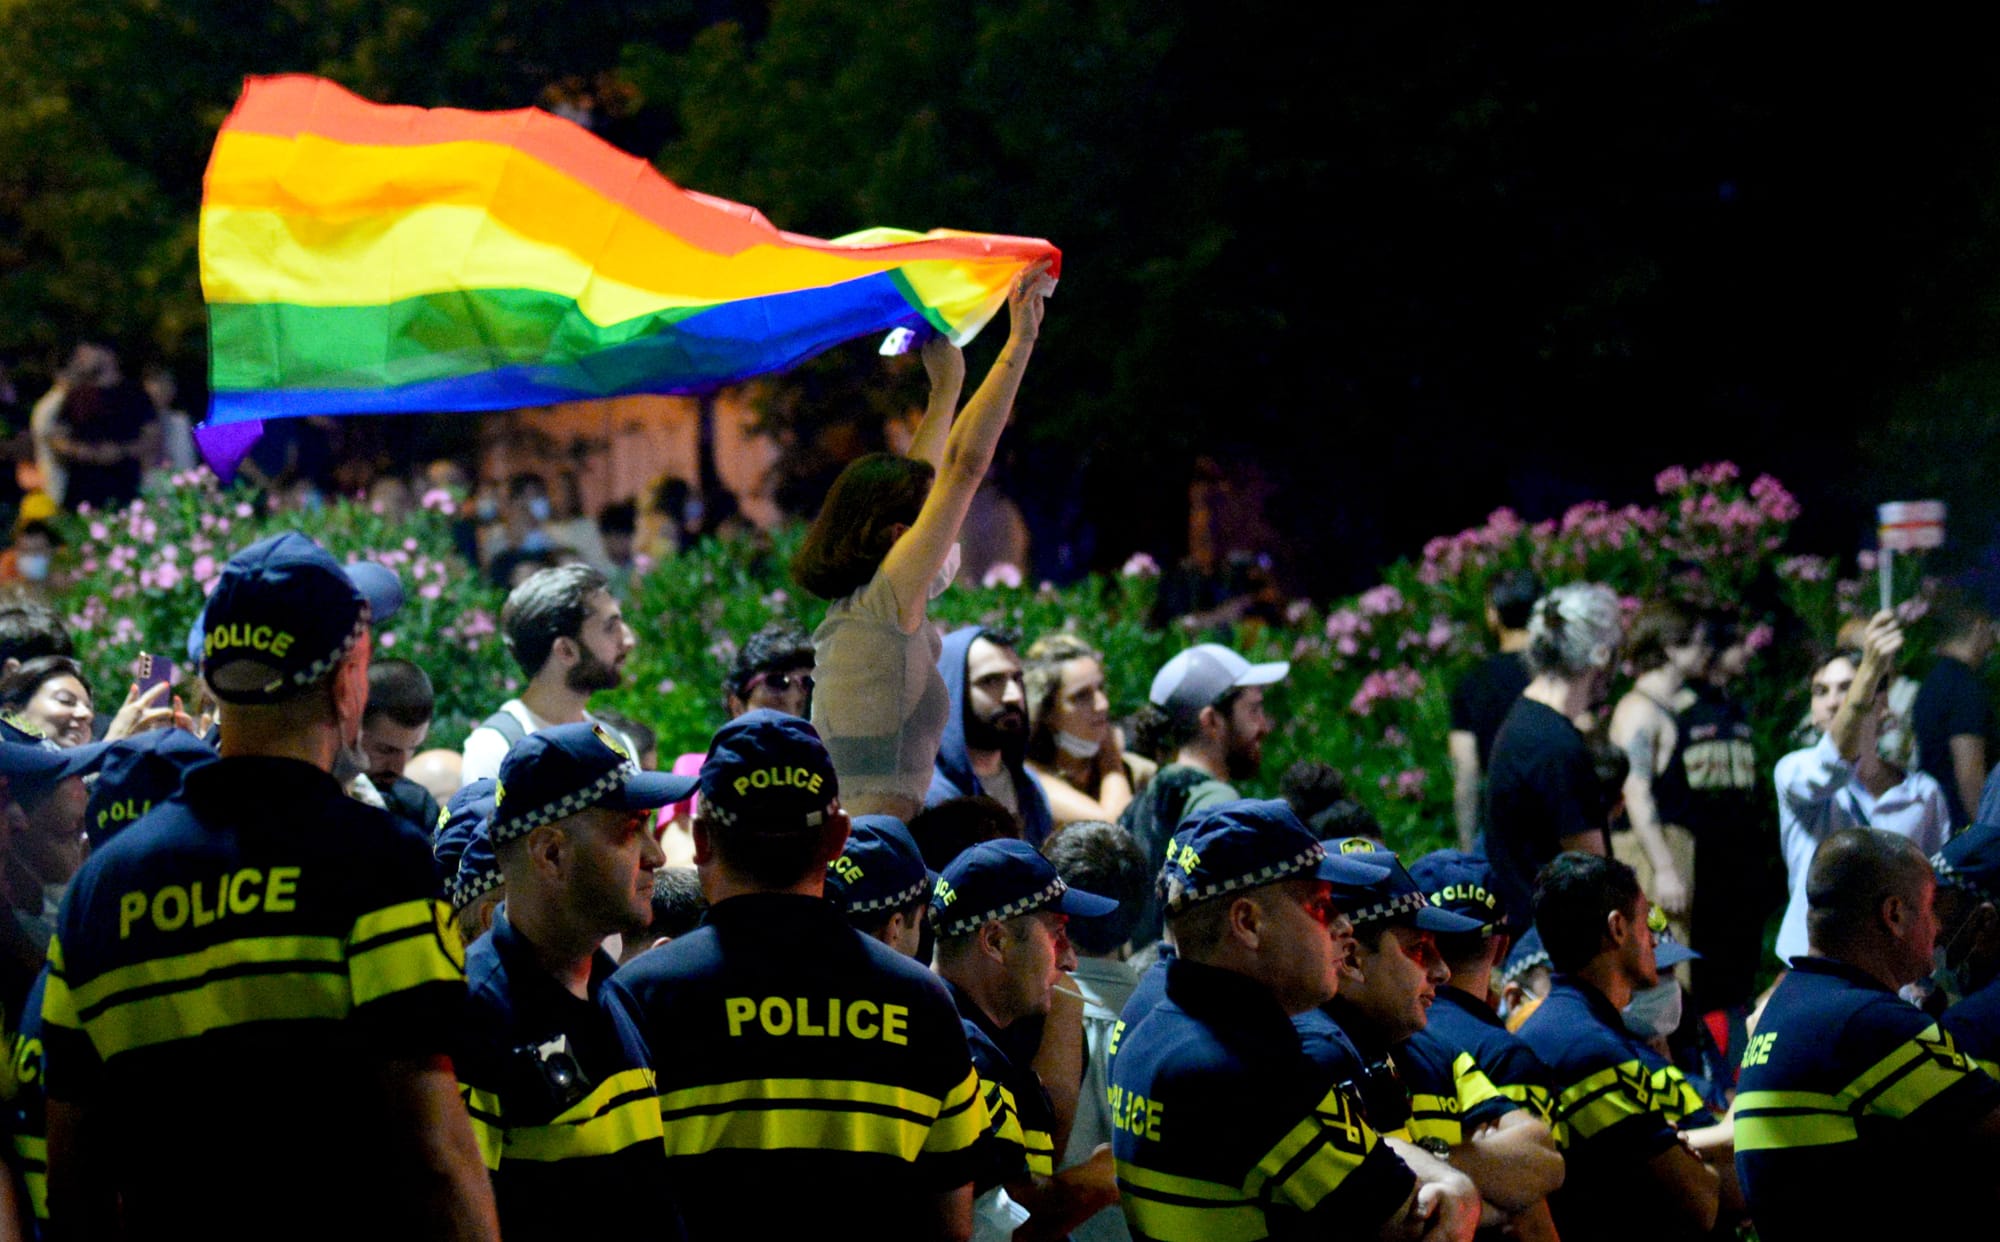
2,266,2000,1241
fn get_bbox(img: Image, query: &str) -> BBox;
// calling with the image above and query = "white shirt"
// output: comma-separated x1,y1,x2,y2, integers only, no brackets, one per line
1773,732,1951,964
458,699,631,788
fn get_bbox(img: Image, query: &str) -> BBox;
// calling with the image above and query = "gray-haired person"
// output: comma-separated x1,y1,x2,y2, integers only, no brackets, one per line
1484,583,1625,930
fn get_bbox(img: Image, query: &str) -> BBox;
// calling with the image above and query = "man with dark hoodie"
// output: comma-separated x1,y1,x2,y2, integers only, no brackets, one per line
929,627,1054,846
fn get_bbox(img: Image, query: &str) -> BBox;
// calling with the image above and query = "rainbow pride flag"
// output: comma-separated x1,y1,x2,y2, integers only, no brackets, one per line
199,75,1060,426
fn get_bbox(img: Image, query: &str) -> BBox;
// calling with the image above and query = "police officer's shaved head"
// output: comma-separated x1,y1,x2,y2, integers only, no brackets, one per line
1806,828,1932,955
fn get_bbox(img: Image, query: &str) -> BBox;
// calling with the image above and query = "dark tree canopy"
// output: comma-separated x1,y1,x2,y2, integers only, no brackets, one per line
6,1,2000,589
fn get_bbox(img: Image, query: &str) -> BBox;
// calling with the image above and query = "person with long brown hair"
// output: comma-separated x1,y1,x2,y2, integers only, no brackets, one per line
792,264,1053,820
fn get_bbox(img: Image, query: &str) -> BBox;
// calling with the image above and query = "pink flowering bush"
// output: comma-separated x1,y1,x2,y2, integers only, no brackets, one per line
54,469,513,747
45,459,1875,860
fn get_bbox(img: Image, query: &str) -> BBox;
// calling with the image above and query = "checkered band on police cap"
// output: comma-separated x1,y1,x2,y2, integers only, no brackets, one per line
1934,850,2000,908
843,875,936,917
938,876,1071,938
450,858,504,914
1160,843,1324,915
1346,889,1431,927
489,760,639,847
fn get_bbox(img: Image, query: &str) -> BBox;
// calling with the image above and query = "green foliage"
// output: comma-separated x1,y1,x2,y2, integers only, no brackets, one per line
49,470,514,747
45,460,1895,868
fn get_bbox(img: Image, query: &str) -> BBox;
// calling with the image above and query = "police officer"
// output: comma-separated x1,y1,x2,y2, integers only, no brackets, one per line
1299,842,1563,1232
435,779,504,944
1405,848,1565,1238
825,814,935,958
39,532,497,1239
6,727,217,1236
456,722,690,1239
603,710,988,1240
1935,820,2000,1071
932,837,1122,1237
1737,828,2000,1240
1109,799,1479,1242
1406,850,1557,1122
1516,852,1721,1242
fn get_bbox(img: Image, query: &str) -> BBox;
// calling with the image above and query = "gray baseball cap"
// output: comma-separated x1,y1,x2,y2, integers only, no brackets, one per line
1149,643,1289,725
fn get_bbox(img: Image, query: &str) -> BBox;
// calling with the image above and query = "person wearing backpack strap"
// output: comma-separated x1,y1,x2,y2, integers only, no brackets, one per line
460,564,637,789
1118,643,1288,949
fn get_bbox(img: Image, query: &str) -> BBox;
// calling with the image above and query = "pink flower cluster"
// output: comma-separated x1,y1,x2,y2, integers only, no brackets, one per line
1120,552,1160,578
1417,508,1526,585
1659,461,1797,564
1377,767,1428,800
1779,555,1832,583
1358,584,1404,616
1350,667,1423,716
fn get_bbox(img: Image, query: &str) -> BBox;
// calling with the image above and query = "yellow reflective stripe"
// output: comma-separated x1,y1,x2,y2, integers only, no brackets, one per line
1868,1054,1969,1120
1405,1092,1462,1147
1733,1111,1857,1152
985,1077,1027,1150
1733,1089,1840,1113
1554,1064,1649,1145
1117,1161,1269,1242
656,1076,949,1161
461,1084,506,1171
39,948,79,1034
1495,1080,1555,1124
350,897,437,943
1979,1058,2000,1082
12,1133,46,1220
349,899,463,1006
504,1068,663,1163
923,1067,987,1158
1836,1031,1928,1103
1244,1086,1376,1213
87,968,351,1058
1732,1024,1983,1154
64,934,344,1017
1452,1052,1506,1117
1022,1123,1055,1176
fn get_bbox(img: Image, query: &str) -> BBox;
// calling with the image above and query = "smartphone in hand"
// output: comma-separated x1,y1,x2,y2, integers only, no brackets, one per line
137,652,175,699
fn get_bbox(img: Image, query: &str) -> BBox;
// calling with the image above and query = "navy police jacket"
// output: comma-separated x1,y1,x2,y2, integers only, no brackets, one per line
1738,957,2000,1241
1517,975,1714,1242
1109,959,1416,1241
1424,984,1555,1124
457,907,676,1240
603,892,987,1240
40,757,465,1237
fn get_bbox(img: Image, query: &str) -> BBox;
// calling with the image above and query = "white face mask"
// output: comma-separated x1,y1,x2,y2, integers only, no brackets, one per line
1055,729,1102,760
17,553,50,582
1622,980,1683,1038
929,541,962,600
527,495,552,523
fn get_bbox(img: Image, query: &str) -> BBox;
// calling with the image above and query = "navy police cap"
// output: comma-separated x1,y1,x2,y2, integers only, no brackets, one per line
1655,929,1701,971
1501,926,1551,986
84,729,218,847
1408,848,1509,933
198,533,405,704
434,779,498,886
491,722,696,847
934,838,1118,938
1936,821,2000,907
0,733,110,787
451,819,503,914
827,815,935,916
700,709,839,832
1322,838,1487,934
1158,798,1390,917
